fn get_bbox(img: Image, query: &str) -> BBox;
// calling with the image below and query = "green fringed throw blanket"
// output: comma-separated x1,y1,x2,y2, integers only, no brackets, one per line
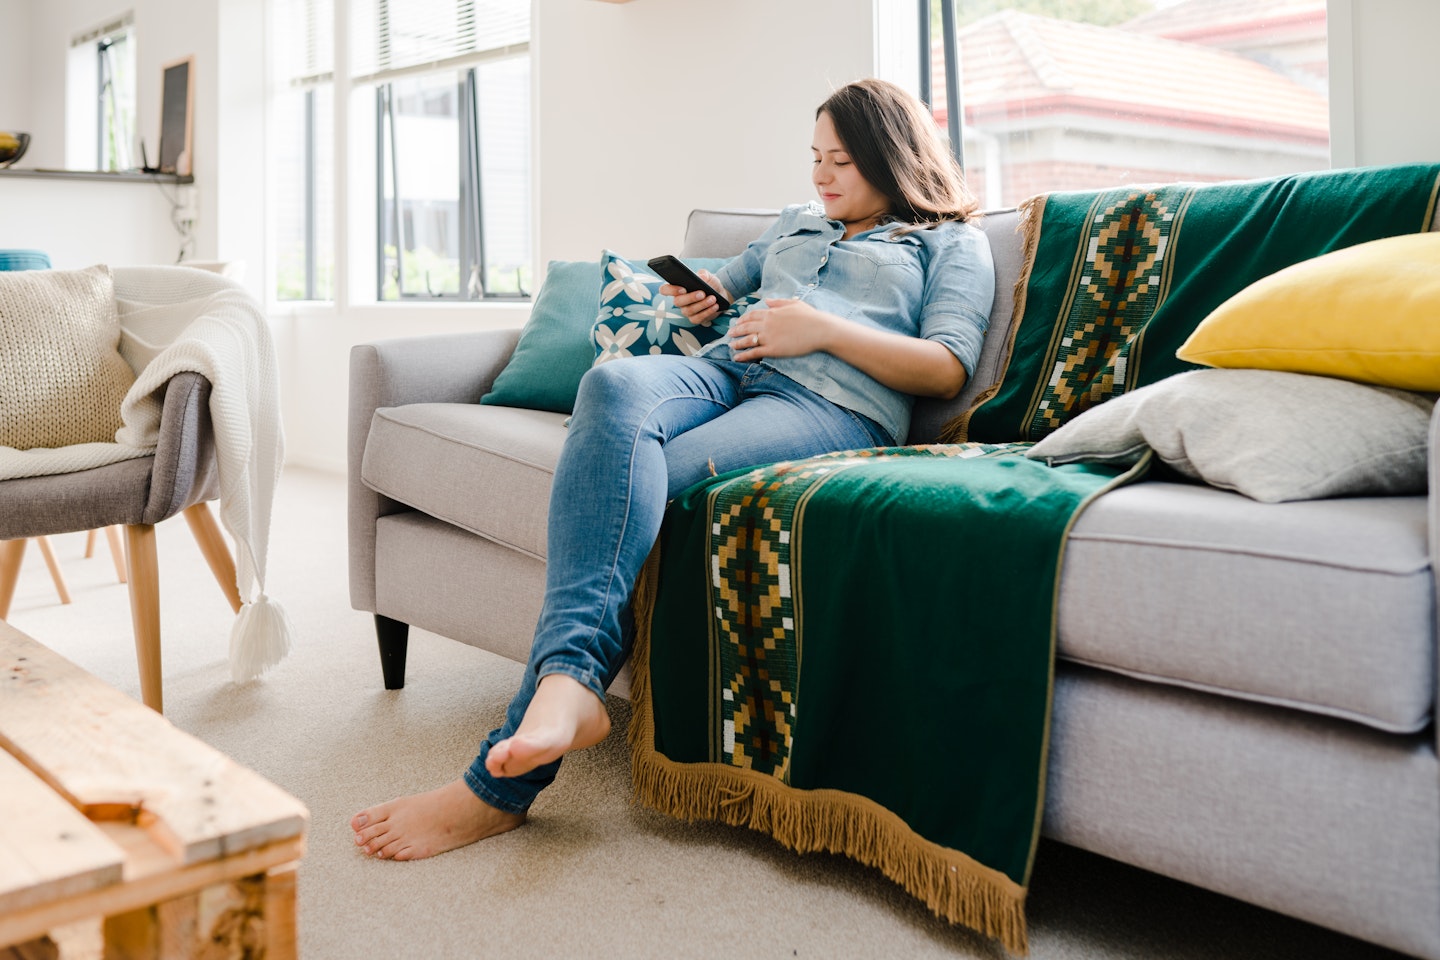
628,164,1440,955
629,444,1146,954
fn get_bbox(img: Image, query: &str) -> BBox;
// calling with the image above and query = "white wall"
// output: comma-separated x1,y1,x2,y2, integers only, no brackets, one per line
0,176,178,265
534,0,878,266
12,0,265,296
0,0,32,134
1328,0,1440,167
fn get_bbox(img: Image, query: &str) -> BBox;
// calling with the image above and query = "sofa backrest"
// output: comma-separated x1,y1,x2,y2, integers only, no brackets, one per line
679,207,1027,444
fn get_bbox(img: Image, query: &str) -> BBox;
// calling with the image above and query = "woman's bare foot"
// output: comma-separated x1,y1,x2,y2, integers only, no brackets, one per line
485,674,611,779
350,779,524,860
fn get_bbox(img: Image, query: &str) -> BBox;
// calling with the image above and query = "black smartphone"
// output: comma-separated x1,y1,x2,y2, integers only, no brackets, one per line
647,255,731,312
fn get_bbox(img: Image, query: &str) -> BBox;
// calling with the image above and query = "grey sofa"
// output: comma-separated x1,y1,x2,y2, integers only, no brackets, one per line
350,205,1440,958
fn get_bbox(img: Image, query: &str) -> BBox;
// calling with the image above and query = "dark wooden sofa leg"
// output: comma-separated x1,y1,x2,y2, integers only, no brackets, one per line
375,614,410,689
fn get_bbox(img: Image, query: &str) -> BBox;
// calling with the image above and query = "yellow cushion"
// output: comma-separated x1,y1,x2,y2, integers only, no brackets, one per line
1176,232,1440,392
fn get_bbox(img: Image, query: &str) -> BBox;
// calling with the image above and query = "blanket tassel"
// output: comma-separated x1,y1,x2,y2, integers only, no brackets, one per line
228,594,294,683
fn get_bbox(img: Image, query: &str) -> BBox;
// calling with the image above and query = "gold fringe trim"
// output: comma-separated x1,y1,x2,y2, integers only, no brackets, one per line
936,193,1049,445
628,549,1030,955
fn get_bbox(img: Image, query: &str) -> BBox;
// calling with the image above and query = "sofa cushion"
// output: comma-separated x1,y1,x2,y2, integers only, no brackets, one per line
911,208,1024,443
482,254,735,415
361,403,568,560
592,251,739,363
0,264,135,449
1177,231,1440,392
1059,481,1433,733
481,260,604,414
1026,368,1434,502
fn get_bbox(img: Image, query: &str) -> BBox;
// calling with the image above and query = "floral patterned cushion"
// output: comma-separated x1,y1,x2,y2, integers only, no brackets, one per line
591,251,756,365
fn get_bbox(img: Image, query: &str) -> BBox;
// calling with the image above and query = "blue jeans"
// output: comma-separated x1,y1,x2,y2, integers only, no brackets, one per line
463,356,890,812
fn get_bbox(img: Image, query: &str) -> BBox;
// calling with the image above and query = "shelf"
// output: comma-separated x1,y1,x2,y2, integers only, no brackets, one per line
0,168,193,184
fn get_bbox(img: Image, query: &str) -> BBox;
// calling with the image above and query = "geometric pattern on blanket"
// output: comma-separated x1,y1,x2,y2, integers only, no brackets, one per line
1026,188,1187,436
634,439,1130,956
943,163,1440,445
713,441,1034,782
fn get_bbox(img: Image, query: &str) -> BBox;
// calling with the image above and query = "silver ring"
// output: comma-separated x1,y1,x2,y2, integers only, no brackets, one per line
752,334,760,347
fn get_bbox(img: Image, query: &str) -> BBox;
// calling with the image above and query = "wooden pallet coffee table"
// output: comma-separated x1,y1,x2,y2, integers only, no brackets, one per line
0,621,308,959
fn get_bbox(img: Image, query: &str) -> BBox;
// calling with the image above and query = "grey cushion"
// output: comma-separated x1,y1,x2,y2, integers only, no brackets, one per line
361,402,569,560
678,209,780,259
911,208,1025,443
1029,369,1435,502
1059,481,1433,733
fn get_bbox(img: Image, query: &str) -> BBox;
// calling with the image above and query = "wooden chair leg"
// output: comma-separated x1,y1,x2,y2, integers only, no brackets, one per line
105,524,128,583
0,538,26,620
124,524,163,713
85,528,98,558
183,502,242,613
34,536,72,605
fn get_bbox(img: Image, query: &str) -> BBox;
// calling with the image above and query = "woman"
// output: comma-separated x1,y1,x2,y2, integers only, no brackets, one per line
351,77,996,860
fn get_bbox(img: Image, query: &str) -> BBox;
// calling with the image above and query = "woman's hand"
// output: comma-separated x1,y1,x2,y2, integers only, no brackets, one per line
732,297,968,399
660,269,732,326
729,298,837,361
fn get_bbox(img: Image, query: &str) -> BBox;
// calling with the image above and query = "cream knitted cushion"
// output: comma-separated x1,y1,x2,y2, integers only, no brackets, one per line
0,265,134,449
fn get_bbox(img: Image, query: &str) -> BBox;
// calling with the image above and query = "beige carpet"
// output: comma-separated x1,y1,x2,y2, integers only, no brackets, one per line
4,467,1410,960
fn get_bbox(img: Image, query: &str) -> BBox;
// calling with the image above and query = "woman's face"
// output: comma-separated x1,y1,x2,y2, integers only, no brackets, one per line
812,111,891,232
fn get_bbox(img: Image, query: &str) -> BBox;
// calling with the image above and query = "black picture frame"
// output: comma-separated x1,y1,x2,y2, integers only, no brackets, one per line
157,56,194,176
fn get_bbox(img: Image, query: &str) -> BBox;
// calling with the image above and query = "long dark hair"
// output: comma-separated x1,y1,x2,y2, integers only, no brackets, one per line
818,78,980,229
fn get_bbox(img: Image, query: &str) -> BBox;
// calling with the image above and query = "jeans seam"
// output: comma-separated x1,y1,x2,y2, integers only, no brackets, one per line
570,390,731,678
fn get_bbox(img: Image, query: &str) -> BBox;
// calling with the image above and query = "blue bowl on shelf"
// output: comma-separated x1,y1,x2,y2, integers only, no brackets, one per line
0,250,51,271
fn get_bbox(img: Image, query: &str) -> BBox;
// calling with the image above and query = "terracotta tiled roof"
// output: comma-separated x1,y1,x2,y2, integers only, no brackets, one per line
939,10,1327,144
1120,0,1325,42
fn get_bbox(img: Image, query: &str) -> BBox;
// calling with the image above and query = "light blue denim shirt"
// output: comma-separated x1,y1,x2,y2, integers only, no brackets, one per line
699,202,995,444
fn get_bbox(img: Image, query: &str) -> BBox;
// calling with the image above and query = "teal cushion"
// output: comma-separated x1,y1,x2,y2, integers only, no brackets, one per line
482,253,741,414
591,251,754,364
0,250,52,271
482,260,603,414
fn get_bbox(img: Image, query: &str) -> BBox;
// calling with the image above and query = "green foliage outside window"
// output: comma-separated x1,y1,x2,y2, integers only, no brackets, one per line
276,240,334,302
378,245,533,300
380,244,460,300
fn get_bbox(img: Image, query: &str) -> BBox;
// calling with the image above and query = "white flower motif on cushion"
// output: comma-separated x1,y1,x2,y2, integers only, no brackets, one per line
670,328,704,356
623,294,687,346
593,321,644,363
601,259,660,304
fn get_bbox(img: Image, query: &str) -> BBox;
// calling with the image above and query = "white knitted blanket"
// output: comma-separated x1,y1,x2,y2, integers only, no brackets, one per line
0,266,292,682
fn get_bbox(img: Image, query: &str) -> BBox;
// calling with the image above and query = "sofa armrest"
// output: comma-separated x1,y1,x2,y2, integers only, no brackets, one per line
347,328,522,612
1431,401,1440,751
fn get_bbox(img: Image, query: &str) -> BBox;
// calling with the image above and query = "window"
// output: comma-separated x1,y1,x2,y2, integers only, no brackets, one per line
274,0,335,301
66,14,136,173
97,28,136,171
911,0,1330,208
362,0,531,301
271,0,531,303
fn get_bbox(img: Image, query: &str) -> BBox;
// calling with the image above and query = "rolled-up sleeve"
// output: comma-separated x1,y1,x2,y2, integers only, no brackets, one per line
714,205,805,300
918,225,995,377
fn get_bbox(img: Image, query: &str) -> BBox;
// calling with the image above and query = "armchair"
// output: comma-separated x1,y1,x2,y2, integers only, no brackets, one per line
0,260,256,714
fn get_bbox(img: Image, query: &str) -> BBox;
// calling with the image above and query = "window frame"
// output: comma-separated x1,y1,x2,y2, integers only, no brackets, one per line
269,0,532,307
373,64,529,303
